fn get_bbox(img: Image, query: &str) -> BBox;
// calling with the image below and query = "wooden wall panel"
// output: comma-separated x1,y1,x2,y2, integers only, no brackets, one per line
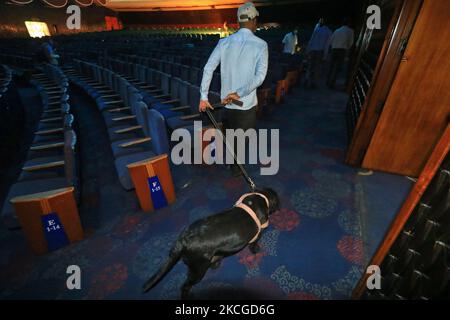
362,0,450,177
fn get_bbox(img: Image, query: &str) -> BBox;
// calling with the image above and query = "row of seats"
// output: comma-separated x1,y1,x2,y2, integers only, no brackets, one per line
65,60,170,190
0,54,34,71
108,56,220,90
0,65,12,91
100,53,298,117
55,32,303,111
1,64,79,229
96,57,224,133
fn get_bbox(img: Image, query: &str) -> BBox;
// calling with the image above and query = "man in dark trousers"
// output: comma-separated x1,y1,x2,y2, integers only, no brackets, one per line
199,2,269,176
325,18,354,89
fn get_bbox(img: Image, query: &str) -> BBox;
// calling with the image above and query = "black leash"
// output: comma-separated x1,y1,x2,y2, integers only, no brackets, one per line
204,100,257,191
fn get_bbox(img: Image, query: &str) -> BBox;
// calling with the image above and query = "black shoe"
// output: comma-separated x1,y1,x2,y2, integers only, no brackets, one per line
230,165,242,177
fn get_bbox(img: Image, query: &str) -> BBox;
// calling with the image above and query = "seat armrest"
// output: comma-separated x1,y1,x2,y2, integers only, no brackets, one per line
35,128,64,135
41,116,62,123
107,107,131,113
170,105,191,111
112,115,136,122
161,99,180,105
114,125,142,134
180,114,201,120
119,137,152,148
23,160,65,172
30,141,64,151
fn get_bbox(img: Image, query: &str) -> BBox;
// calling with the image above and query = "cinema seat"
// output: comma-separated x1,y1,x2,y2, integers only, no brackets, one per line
1,177,70,229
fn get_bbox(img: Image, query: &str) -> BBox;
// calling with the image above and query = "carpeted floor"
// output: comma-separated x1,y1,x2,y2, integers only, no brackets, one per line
0,82,412,300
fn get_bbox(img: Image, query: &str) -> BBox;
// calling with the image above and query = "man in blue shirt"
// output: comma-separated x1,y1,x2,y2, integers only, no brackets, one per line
199,2,269,176
40,38,59,65
305,18,332,88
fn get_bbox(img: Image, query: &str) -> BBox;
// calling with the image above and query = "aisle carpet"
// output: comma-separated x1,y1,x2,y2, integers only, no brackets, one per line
0,83,411,299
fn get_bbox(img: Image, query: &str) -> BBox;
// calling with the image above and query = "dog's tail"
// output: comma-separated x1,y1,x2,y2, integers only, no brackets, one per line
142,239,183,293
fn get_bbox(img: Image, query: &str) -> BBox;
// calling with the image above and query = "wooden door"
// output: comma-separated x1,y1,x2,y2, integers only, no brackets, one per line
345,0,423,165
362,0,450,176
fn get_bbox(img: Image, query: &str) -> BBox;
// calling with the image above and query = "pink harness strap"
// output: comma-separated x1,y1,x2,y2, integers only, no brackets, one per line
234,193,270,243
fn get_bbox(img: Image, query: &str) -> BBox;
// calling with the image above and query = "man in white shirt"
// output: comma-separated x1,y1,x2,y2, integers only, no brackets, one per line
282,29,298,55
305,18,332,88
325,18,354,88
199,2,269,176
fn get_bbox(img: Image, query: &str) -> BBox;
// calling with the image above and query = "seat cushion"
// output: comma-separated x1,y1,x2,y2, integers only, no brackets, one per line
103,112,136,128
37,121,62,131
143,94,159,106
166,116,195,131
26,145,64,160
96,97,124,112
114,151,156,190
152,104,183,119
19,155,65,182
33,133,64,144
110,138,153,159
107,124,144,142
1,177,68,229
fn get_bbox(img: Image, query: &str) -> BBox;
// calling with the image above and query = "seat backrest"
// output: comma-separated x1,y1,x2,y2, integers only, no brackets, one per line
161,72,171,95
134,100,147,135
153,70,162,88
178,80,189,106
146,108,169,155
120,78,129,105
170,76,180,100
172,63,181,78
180,65,189,81
189,84,201,114
63,129,78,195
138,64,146,82
189,67,201,85
163,61,172,74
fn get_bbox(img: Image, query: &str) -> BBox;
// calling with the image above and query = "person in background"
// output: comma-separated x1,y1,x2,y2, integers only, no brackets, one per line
199,2,269,177
40,38,60,65
325,18,354,89
305,18,332,88
282,28,298,55
222,21,230,37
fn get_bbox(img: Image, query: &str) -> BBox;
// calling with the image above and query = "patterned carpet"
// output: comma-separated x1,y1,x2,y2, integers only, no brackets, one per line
0,83,411,300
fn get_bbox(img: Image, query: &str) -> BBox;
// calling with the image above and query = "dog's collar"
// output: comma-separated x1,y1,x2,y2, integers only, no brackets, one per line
234,193,270,243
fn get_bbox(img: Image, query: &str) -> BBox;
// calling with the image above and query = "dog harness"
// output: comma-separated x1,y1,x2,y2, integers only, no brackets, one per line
234,193,270,243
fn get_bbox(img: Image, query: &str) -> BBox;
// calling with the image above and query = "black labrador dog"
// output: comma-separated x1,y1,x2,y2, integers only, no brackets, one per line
142,187,280,298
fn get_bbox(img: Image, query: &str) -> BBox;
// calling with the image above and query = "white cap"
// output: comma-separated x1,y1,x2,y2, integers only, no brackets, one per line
237,2,259,22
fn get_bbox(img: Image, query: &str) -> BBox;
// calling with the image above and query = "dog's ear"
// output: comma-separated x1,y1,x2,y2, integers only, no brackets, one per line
259,187,280,213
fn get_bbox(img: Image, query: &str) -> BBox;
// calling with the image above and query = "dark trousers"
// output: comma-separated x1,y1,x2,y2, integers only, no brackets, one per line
306,50,324,86
223,107,257,165
327,48,347,87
